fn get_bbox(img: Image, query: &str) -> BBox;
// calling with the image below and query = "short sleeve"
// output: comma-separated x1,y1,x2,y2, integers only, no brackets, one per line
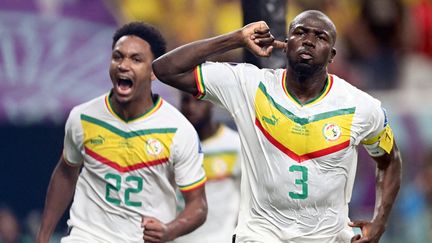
172,123,206,192
194,62,261,114
63,108,84,166
362,108,387,142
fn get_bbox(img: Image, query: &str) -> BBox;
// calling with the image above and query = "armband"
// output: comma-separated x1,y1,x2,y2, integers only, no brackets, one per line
362,125,394,157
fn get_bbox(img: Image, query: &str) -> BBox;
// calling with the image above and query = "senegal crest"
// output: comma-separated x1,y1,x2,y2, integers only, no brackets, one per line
323,123,341,141
146,138,163,155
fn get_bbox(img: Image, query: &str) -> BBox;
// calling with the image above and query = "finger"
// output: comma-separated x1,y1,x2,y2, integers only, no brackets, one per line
272,40,287,49
349,220,368,228
251,32,272,40
258,46,274,57
142,216,154,227
254,36,276,46
253,21,270,34
144,229,162,238
143,221,161,231
143,234,161,243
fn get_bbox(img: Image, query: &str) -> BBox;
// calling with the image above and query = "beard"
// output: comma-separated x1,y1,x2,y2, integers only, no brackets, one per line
288,58,326,77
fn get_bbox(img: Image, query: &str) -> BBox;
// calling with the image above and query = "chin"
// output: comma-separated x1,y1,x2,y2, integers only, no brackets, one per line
293,63,317,75
112,93,133,105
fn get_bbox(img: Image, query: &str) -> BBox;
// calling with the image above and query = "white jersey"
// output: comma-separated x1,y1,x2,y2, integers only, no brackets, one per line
175,125,241,243
194,62,388,242
62,93,205,243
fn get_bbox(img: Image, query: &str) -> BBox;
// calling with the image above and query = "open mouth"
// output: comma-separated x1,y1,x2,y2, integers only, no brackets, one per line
115,77,134,96
118,78,133,90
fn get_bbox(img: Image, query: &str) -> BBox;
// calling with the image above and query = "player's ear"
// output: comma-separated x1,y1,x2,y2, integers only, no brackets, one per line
329,48,336,63
150,71,157,81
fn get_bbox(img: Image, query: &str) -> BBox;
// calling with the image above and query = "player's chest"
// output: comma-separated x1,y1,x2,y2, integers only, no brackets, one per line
80,115,176,172
253,87,358,163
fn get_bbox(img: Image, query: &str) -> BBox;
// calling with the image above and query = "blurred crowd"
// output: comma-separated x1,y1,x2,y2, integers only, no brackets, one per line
1,0,432,242
109,0,432,92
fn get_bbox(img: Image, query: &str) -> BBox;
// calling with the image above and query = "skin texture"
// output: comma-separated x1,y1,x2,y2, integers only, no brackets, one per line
152,10,402,243
37,29,207,243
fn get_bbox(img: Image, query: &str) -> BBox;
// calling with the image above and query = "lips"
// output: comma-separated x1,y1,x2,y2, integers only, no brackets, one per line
115,77,134,96
298,50,313,60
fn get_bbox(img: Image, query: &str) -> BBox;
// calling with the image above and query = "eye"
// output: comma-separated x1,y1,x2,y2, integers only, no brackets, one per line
132,57,142,63
112,53,122,61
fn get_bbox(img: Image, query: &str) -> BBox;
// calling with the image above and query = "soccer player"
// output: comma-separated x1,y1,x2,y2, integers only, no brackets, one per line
174,93,241,243
152,10,402,243
36,22,207,243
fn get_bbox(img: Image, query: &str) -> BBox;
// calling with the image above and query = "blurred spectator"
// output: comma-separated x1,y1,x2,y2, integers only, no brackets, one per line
416,150,432,241
344,0,406,90
409,0,432,58
0,207,31,243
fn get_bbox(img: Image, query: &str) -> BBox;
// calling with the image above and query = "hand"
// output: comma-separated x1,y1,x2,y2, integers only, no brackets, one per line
142,216,170,243
349,220,385,243
240,21,287,57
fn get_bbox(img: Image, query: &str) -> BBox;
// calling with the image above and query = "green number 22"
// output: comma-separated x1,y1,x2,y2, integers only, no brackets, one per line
288,165,308,199
105,173,143,207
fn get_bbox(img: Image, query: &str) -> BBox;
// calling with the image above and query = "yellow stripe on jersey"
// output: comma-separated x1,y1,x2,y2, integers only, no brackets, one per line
255,82,355,162
178,176,207,192
203,151,238,180
81,114,176,172
194,65,206,99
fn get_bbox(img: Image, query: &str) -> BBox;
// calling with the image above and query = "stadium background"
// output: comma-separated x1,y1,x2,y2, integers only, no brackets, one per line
0,0,431,242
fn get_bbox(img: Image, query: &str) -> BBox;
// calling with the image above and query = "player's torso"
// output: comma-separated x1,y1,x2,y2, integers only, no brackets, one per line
237,71,367,234
70,95,180,241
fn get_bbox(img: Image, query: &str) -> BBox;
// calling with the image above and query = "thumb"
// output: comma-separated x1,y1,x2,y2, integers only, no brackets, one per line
272,40,287,50
349,220,368,228
141,216,154,227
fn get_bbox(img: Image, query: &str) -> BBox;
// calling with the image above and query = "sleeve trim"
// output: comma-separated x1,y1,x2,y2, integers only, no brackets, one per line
178,176,207,192
193,64,206,100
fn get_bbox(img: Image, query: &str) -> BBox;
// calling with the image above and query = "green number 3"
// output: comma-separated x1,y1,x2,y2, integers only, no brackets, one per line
105,173,143,207
288,165,308,199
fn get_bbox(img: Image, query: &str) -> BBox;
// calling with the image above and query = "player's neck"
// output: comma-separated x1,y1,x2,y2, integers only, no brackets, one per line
109,94,155,122
285,70,328,105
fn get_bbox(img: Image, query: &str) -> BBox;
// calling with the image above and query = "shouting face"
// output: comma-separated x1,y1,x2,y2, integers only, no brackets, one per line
109,35,155,105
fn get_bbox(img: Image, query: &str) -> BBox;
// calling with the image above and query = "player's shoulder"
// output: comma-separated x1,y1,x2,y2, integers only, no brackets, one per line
68,93,107,119
159,97,196,131
331,74,381,106
203,61,264,74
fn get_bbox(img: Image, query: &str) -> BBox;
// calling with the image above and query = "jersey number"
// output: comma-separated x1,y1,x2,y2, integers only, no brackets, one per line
105,173,143,207
288,165,308,199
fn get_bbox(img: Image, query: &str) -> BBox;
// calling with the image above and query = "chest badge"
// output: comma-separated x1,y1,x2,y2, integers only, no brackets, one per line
146,138,163,155
323,123,341,141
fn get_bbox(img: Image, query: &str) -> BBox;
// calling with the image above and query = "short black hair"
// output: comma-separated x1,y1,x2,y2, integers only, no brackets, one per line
112,22,166,59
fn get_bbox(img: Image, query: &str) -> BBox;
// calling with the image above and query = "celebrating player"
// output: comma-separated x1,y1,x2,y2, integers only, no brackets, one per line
37,22,207,243
152,10,402,243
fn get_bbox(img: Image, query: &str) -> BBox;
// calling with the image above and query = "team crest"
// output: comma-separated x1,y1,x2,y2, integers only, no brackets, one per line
211,158,228,176
146,138,163,155
323,123,341,141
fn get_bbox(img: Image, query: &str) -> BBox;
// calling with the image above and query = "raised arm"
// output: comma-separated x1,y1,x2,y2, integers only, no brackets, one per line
350,142,402,243
142,187,207,243
37,156,81,243
152,21,286,95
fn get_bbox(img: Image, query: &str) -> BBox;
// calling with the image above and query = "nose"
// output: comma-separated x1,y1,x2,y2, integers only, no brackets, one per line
117,59,130,71
302,34,315,48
